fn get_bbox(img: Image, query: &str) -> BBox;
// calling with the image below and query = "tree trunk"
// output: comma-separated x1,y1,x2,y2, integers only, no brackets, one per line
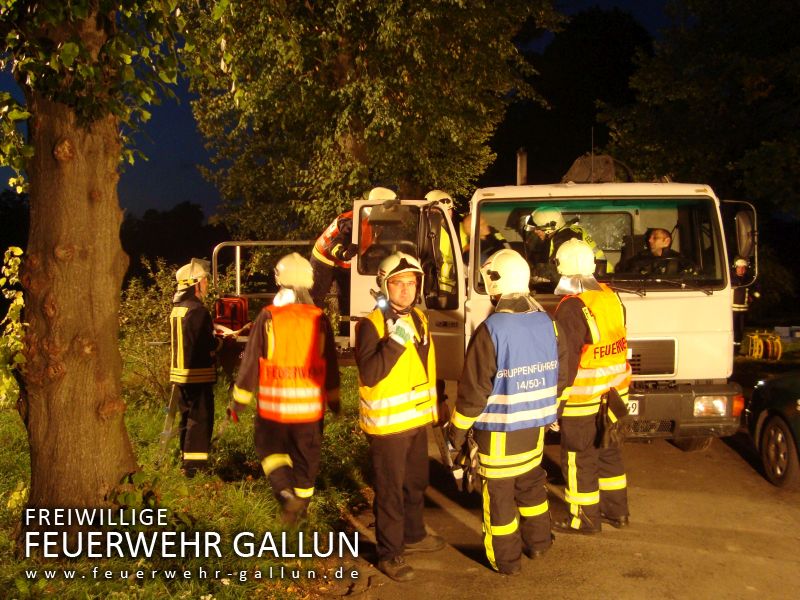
20,92,136,515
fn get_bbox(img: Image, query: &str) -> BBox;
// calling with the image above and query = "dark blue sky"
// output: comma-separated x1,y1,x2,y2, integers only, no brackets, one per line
1,1,668,218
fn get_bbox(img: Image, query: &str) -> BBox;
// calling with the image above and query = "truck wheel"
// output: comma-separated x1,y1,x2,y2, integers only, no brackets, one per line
672,437,713,452
760,416,800,488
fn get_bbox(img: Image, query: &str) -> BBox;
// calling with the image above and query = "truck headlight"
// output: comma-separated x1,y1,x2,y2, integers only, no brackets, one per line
694,396,728,417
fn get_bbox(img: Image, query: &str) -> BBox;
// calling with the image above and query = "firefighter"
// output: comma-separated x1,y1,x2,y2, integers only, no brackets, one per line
355,252,445,582
232,253,341,525
461,212,511,265
731,257,751,351
525,207,608,281
170,258,219,476
552,239,632,533
448,249,568,575
424,189,458,297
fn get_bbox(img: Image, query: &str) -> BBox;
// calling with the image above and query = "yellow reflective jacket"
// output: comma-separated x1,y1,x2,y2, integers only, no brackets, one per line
358,308,438,435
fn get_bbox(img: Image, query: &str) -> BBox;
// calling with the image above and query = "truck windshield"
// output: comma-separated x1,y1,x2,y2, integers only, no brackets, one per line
474,196,726,295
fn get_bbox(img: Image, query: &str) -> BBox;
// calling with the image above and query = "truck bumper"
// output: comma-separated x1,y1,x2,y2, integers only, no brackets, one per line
625,381,743,440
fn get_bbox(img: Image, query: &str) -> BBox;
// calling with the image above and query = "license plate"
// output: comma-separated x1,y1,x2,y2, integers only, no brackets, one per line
627,400,640,416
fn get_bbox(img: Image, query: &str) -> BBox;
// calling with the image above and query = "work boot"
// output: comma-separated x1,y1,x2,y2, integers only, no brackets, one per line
600,513,630,529
523,533,554,559
404,534,445,553
497,562,522,576
378,556,415,582
551,518,601,535
278,489,306,526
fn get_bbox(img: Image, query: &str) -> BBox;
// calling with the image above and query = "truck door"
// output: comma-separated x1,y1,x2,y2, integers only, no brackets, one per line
350,199,465,380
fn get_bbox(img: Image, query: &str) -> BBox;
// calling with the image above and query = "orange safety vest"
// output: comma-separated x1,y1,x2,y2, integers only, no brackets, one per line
312,211,353,269
257,303,327,423
560,284,632,417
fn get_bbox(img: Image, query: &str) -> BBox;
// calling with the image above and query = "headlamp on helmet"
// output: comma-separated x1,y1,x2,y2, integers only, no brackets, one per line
525,208,566,233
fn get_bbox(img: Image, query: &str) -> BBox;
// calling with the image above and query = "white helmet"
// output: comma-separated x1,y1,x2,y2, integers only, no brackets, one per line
274,252,314,289
376,252,423,297
480,249,530,296
176,258,210,290
555,238,596,277
425,189,453,207
733,257,749,268
368,187,397,202
529,208,565,232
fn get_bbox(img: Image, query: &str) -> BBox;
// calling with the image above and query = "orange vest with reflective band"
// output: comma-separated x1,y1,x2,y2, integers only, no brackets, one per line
257,303,327,423
313,211,352,268
358,308,438,435
561,284,632,417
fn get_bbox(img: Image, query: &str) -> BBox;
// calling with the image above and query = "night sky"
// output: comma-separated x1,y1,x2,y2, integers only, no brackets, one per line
1,1,668,219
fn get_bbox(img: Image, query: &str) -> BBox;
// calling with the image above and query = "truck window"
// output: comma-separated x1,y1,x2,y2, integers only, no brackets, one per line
357,204,420,274
472,196,726,295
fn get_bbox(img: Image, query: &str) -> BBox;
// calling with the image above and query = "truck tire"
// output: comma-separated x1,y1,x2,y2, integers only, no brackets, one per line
760,415,800,488
672,437,713,452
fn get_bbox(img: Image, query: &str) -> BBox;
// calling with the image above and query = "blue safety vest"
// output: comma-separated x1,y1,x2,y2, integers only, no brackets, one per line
476,312,559,432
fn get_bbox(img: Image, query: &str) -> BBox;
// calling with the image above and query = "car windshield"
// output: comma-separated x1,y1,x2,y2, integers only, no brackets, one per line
473,196,726,295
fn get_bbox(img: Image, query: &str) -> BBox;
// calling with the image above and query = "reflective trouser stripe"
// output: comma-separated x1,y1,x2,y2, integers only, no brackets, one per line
519,500,548,518
482,481,521,572
262,453,293,477
599,474,627,491
182,452,208,461
294,486,314,499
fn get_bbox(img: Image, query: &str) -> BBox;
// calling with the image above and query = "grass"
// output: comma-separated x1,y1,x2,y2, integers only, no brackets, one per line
0,367,369,599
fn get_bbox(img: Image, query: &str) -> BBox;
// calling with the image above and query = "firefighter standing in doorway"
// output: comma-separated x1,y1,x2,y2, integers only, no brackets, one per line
170,258,219,476
355,252,446,582
552,239,632,534
424,189,458,297
449,249,568,575
232,253,341,525
731,257,751,352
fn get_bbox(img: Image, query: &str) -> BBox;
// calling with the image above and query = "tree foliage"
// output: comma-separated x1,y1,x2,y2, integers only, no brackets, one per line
185,0,562,237
603,0,800,214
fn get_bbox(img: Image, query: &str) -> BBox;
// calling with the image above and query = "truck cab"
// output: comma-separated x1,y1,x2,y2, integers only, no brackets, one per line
349,182,756,449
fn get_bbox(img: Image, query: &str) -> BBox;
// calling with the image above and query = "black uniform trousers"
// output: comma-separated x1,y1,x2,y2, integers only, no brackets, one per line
254,416,323,500
310,256,351,336
368,427,429,562
733,310,747,348
481,465,550,573
560,414,628,531
178,383,215,470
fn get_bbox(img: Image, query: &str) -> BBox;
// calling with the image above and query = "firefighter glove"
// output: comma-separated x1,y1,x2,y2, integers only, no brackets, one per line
388,318,415,346
342,243,358,261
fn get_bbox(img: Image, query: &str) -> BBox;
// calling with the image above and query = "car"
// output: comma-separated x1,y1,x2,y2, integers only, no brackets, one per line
745,372,800,488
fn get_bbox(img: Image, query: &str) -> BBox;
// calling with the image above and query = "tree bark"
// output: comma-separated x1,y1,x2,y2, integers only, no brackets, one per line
20,92,136,514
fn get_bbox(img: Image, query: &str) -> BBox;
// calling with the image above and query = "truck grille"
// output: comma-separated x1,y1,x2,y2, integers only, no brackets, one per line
628,419,674,435
629,339,675,376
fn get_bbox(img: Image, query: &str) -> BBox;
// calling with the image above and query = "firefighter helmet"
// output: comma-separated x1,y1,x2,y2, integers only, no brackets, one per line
555,238,596,277
367,187,397,202
733,257,749,269
376,252,423,297
176,258,210,290
425,189,453,207
480,249,530,296
527,208,565,233
274,252,314,289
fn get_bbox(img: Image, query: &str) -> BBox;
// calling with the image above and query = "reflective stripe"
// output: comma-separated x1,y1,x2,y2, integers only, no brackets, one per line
257,399,324,415
182,452,208,461
479,446,542,467
452,410,476,429
489,517,518,536
481,480,498,571
599,474,627,491
262,453,292,477
363,387,436,411
233,384,253,405
519,500,549,518
359,401,437,435
490,432,505,458
170,367,216,384
479,458,538,479
561,400,602,417
294,487,314,499
564,487,600,505
475,401,558,427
